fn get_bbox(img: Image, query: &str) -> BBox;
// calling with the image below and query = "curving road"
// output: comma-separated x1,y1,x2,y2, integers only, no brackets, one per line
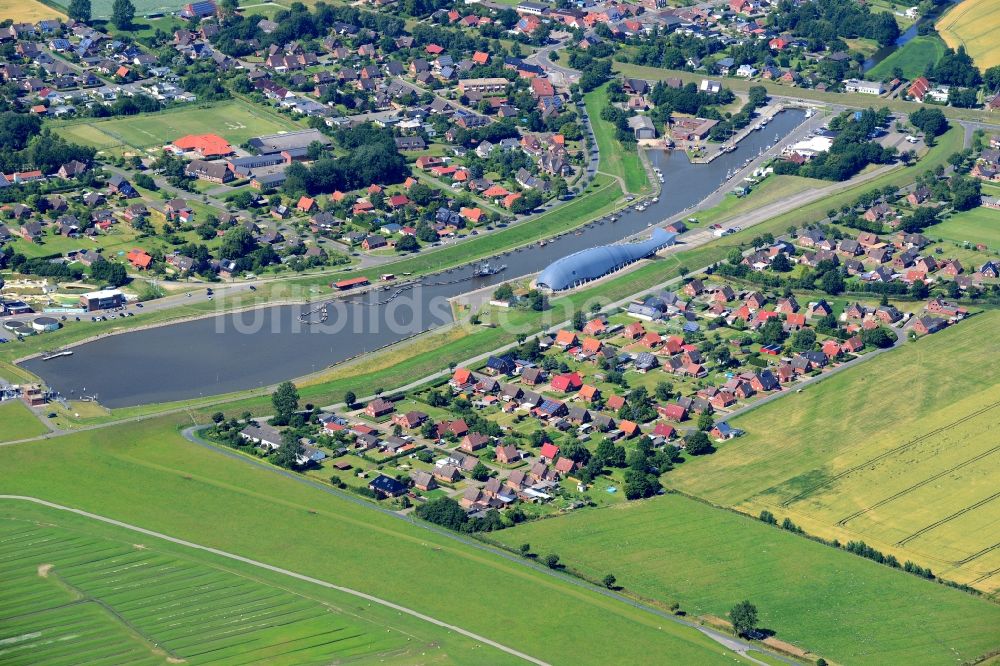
0,494,552,666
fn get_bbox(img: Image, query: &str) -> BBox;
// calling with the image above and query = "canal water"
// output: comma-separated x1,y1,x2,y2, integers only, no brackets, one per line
23,110,806,407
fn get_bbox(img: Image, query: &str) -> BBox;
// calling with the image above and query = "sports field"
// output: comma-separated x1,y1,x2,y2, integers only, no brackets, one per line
926,205,1000,249
54,101,301,153
936,0,1000,70
0,400,47,443
669,311,1000,592
868,35,947,80
0,417,752,666
493,495,1000,665
0,507,434,665
0,0,64,21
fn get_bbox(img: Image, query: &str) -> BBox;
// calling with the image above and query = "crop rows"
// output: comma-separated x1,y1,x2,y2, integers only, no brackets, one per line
0,521,399,664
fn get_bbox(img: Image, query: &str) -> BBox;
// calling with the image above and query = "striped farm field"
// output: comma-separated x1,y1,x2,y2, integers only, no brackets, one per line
0,516,411,665
0,0,64,21
936,0,1000,70
669,311,1000,593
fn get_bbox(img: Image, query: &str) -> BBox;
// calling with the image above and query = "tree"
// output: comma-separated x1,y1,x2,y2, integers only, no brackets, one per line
544,553,561,569
275,429,303,469
571,310,586,331
211,411,225,423
90,259,128,287
271,381,299,425
519,543,531,556
602,574,617,589
415,497,467,531
729,600,758,638
791,328,816,351
112,0,135,30
770,253,791,272
343,391,356,407
470,462,490,482
68,0,91,22
395,235,419,252
909,108,948,139
820,270,844,295
759,318,786,346
697,411,714,432
685,431,713,456
493,283,514,301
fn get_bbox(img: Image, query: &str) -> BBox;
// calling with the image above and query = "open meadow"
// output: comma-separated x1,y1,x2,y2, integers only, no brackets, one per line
0,505,447,665
0,0,64,21
669,311,1000,592
868,35,947,80
49,0,188,19
54,101,301,154
0,416,755,666
585,84,649,194
927,205,1000,249
492,495,1000,665
936,0,1000,70
0,400,47,443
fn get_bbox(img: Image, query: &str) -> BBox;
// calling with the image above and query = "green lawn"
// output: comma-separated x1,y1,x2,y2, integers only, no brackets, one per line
669,311,1000,593
54,101,301,152
0,505,443,665
926,205,1000,249
584,84,649,194
491,494,1000,665
0,400,47,442
0,417,756,666
693,175,827,227
868,35,947,81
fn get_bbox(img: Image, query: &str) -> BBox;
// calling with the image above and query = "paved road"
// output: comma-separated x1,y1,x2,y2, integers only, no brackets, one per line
0,494,551,666
176,428,793,665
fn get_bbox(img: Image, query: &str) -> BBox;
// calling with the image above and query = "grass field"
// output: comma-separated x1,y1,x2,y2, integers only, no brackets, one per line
937,0,1000,70
0,0,64,20
926,205,1000,249
0,417,754,666
693,175,827,227
0,510,432,665
584,85,649,194
0,401,47,443
669,311,1000,592
868,35,947,80
492,495,1000,665
54,101,301,153
49,0,188,19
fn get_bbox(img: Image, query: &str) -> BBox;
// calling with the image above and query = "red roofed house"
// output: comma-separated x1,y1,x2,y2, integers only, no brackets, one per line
472,51,489,65
461,207,483,223
450,367,473,389
296,196,316,212
908,76,930,102
658,403,687,422
503,192,522,209
425,43,444,55
551,372,583,392
579,384,601,402
172,133,233,158
127,248,152,269
554,329,578,348
539,442,559,461
582,318,606,335
653,422,675,439
769,37,789,50
619,420,640,438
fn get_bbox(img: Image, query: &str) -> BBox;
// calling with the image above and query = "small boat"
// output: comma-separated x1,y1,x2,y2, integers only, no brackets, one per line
652,196,659,202
472,261,506,277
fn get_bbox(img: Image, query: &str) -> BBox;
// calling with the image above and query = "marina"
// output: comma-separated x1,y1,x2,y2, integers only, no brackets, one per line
22,110,807,407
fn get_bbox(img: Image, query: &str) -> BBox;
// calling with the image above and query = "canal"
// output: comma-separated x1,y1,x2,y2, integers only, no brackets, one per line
22,110,807,407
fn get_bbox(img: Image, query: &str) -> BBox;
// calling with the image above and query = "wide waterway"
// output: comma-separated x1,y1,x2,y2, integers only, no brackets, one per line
22,110,806,407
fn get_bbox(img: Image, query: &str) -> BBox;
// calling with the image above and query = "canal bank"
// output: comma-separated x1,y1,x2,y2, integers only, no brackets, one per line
22,111,808,408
